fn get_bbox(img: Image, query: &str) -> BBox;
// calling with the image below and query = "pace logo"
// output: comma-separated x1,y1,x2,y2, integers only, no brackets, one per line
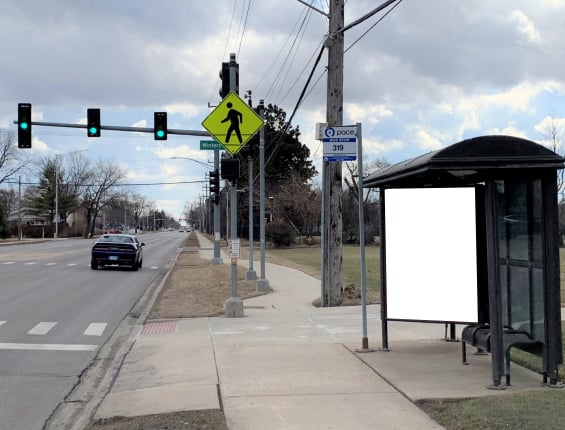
323,126,356,139
324,127,336,138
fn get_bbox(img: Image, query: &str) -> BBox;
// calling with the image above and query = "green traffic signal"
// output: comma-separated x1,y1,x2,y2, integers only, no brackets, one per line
154,112,167,140
18,103,32,148
87,108,101,137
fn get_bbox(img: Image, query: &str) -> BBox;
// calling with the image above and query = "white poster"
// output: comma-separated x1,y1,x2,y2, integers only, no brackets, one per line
384,188,479,323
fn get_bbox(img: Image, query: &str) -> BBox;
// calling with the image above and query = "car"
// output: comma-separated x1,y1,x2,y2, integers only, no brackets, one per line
91,233,145,271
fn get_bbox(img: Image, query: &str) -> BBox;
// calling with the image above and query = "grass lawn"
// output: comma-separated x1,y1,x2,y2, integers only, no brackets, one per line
268,246,565,306
266,244,380,299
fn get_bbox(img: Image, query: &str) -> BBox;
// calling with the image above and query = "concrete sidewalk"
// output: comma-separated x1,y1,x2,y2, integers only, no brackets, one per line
95,233,547,429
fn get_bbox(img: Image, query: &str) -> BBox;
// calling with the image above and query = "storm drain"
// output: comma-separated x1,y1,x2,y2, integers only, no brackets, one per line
142,321,177,336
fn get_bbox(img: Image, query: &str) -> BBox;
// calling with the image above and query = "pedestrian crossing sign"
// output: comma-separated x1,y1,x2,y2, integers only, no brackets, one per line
201,92,264,155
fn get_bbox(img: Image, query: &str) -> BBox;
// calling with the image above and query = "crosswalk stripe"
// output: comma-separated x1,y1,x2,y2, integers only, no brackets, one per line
84,323,107,336
28,322,58,335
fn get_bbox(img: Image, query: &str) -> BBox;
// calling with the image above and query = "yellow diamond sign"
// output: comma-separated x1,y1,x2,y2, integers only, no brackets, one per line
201,92,264,155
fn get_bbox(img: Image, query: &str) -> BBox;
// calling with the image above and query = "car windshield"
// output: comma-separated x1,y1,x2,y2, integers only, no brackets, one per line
99,235,134,244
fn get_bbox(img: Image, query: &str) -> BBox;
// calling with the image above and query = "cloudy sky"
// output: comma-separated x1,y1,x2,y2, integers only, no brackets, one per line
1,0,564,219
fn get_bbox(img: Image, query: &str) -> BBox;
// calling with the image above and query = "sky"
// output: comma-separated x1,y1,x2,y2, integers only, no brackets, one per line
1,0,565,220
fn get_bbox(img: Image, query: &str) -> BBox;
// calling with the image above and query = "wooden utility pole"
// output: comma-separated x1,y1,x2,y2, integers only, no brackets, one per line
322,0,344,306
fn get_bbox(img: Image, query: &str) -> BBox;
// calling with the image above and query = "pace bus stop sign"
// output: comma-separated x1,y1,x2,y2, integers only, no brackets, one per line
201,92,264,155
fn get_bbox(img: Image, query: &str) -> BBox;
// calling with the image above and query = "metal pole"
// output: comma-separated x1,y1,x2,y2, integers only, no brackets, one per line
256,100,270,291
54,160,58,238
212,150,223,264
355,123,372,352
247,155,257,280
225,53,244,317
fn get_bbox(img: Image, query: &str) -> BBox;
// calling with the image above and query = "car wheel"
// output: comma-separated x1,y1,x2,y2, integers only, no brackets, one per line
138,259,143,269
91,259,98,270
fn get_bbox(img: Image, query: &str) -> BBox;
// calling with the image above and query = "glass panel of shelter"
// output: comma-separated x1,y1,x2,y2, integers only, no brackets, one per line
495,179,545,342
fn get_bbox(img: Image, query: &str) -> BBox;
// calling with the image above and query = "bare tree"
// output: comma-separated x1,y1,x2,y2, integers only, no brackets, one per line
538,113,565,192
130,193,148,232
81,160,127,238
274,174,321,241
342,158,390,243
0,129,28,185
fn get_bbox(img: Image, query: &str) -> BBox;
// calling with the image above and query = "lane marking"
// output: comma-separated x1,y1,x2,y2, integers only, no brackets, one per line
2,262,16,265
28,322,58,335
25,262,37,265
67,263,77,267
84,323,107,336
0,343,97,351
45,263,57,266
0,321,6,327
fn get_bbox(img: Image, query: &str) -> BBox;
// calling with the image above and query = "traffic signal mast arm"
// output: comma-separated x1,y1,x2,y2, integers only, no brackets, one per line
12,120,212,137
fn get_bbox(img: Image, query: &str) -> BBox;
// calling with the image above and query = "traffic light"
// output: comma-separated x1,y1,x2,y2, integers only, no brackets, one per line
17,103,32,148
209,169,220,194
218,61,239,99
154,112,167,140
221,158,240,182
87,108,101,137
219,62,229,99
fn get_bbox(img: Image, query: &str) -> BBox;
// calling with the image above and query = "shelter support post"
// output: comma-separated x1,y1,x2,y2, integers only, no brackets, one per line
485,180,505,388
542,174,563,386
379,188,389,351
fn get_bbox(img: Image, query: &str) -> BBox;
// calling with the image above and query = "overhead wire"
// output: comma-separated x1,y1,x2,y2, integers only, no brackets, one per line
237,0,253,58
273,8,313,105
263,0,404,169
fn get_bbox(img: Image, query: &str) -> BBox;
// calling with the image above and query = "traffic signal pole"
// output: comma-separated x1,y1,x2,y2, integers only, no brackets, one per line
225,53,244,318
211,149,223,264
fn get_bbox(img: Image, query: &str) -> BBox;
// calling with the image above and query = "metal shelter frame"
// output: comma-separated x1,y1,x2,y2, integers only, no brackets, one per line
363,135,564,388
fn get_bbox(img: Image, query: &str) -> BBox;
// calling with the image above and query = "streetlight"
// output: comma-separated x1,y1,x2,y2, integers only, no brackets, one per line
170,156,212,169
54,150,88,238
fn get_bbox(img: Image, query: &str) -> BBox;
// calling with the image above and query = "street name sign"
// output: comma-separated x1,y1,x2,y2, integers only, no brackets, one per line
200,140,224,150
201,92,264,155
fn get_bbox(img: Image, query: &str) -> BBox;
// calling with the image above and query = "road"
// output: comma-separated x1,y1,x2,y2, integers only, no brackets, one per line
0,231,187,430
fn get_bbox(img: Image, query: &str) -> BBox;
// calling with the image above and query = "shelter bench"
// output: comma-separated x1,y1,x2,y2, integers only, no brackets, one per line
461,324,542,386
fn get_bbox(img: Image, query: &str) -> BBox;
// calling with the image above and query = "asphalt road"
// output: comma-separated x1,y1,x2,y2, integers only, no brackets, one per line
0,231,187,430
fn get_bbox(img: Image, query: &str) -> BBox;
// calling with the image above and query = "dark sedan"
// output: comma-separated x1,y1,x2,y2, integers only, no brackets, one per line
91,234,145,271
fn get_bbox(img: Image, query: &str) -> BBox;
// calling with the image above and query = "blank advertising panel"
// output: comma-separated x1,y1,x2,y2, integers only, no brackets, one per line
384,188,478,323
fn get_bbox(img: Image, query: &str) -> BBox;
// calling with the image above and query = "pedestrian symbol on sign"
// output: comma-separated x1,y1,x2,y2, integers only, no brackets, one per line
221,102,243,144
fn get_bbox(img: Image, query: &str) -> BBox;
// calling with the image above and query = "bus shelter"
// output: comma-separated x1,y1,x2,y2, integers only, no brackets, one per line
363,135,564,388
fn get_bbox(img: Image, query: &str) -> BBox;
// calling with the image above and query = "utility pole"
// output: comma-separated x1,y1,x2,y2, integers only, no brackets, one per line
322,0,345,306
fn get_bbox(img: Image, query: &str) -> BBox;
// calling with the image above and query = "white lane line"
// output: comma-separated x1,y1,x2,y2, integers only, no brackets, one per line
0,321,6,327
67,263,77,266
28,322,58,335
0,343,97,351
45,263,57,266
2,262,16,265
25,262,36,265
84,323,107,336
